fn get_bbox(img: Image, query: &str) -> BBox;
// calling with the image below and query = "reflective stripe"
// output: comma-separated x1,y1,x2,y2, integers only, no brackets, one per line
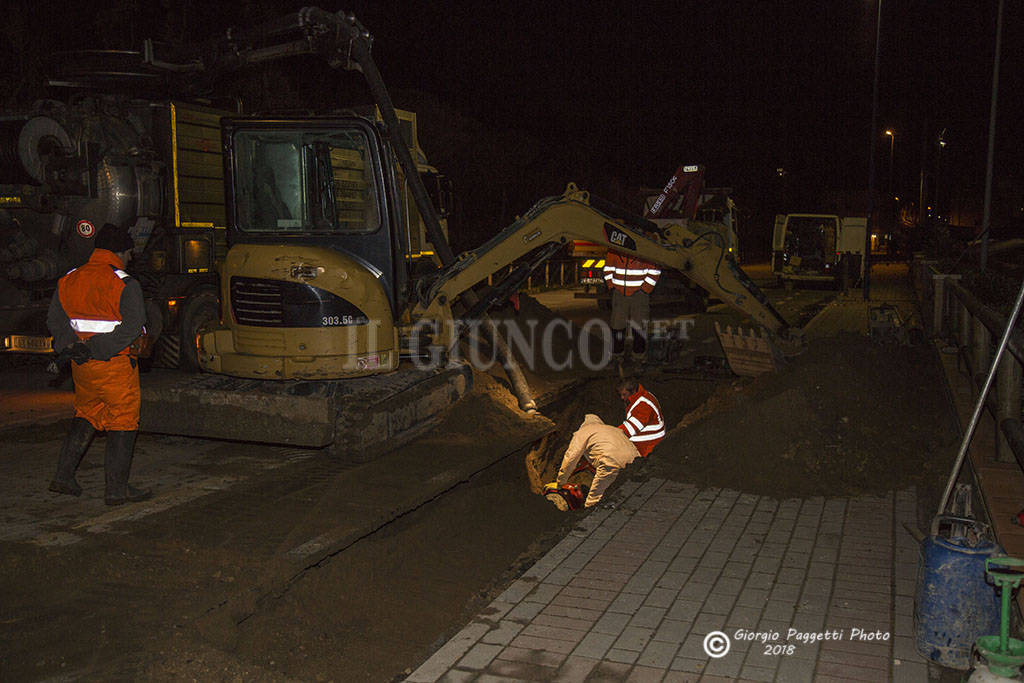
622,421,637,436
628,415,644,430
113,269,130,280
605,267,654,277
631,430,666,442
604,266,657,275
629,395,660,414
70,318,120,333
625,395,664,444
606,253,661,296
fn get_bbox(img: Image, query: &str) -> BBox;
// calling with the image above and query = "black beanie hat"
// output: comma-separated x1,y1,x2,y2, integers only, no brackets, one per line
95,223,134,252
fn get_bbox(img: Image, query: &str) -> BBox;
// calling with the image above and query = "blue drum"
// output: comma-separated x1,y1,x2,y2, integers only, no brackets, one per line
915,517,1003,670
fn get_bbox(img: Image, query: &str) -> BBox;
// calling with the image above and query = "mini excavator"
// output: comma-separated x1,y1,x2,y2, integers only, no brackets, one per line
137,8,793,458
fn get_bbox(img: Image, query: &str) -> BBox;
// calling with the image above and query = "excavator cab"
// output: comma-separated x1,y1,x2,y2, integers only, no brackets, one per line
199,117,407,379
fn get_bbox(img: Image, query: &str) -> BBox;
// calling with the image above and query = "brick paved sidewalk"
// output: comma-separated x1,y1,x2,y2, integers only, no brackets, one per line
407,478,930,682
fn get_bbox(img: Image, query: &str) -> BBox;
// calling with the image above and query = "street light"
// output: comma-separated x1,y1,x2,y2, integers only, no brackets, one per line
885,130,896,239
935,130,946,222
863,0,883,301
884,130,895,197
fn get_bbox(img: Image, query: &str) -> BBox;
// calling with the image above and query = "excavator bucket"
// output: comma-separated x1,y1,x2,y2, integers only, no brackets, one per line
140,362,473,461
714,322,784,377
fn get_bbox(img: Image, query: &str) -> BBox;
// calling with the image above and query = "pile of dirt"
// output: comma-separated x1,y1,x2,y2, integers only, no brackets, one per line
652,332,961,498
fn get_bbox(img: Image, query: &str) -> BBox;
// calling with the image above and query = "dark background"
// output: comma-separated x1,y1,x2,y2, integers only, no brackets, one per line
2,0,1020,257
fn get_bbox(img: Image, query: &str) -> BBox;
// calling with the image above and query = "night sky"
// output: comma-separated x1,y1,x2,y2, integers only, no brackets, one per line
3,0,1021,251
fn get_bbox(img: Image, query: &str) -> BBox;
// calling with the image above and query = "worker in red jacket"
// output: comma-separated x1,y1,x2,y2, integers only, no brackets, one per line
603,250,661,359
46,223,152,506
616,378,665,457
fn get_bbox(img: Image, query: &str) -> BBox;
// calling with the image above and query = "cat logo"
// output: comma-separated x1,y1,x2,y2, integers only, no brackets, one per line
603,224,636,251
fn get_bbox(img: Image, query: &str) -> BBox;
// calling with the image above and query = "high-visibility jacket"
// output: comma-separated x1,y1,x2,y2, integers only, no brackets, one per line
58,249,136,355
618,384,665,457
50,249,145,431
603,251,661,296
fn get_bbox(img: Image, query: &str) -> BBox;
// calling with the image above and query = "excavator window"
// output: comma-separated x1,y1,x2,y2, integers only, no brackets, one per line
232,128,382,235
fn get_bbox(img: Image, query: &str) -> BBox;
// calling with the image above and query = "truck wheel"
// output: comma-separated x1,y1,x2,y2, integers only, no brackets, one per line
177,290,219,373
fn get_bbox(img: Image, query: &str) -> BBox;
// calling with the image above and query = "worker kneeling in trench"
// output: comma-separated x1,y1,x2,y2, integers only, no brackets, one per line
545,414,641,508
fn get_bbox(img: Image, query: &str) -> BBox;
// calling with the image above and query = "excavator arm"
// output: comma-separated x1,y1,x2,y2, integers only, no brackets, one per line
415,184,789,349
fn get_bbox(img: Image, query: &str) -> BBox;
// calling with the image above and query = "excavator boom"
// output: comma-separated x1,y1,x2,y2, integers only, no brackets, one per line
417,184,789,350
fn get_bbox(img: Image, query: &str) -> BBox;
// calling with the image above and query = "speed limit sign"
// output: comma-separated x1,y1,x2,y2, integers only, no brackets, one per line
76,220,95,238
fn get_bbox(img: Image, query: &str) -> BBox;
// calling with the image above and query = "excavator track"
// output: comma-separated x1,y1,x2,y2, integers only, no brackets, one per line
140,362,473,461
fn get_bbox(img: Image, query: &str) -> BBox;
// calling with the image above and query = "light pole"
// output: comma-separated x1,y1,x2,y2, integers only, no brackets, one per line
863,0,883,300
981,0,1004,272
885,130,895,197
934,131,946,222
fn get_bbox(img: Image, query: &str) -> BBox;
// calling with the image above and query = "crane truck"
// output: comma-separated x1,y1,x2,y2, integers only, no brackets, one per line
6,7,794,459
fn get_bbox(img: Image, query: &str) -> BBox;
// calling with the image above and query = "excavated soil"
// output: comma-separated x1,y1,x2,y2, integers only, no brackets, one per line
498,291,959,510
652,332,961,502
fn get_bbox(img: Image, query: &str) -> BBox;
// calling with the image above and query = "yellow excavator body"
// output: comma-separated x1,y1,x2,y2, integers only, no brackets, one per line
198,244,399,379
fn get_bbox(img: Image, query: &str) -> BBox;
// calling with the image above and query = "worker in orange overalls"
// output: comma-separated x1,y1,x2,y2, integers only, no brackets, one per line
616,378,665,457
603,250,661,360
46,223,152,506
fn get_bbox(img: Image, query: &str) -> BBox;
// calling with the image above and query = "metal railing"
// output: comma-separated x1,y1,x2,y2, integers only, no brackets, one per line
913,257,1024,466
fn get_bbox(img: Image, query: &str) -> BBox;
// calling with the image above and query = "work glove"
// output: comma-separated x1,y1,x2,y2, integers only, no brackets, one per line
543,482,560,494
69,342,92,365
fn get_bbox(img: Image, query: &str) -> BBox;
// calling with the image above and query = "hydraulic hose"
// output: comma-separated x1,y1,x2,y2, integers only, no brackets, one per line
349,29,537,412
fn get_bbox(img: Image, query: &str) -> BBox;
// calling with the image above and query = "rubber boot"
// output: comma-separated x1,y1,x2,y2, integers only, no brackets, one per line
631,330,647,361
611,329,626,358
49,418,95,496
103,430,152,506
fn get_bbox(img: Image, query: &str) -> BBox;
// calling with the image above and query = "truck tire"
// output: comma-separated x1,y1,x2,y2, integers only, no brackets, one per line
177,290,219,373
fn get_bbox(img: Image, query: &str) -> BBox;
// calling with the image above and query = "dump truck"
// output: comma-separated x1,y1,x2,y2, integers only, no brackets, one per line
770,213,866,289
8,7,795,458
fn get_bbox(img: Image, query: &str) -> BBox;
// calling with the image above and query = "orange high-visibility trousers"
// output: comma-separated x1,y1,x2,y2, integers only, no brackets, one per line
70,355,140,431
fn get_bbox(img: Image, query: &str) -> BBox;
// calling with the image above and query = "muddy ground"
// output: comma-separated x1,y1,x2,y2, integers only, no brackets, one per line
0,267,959,681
